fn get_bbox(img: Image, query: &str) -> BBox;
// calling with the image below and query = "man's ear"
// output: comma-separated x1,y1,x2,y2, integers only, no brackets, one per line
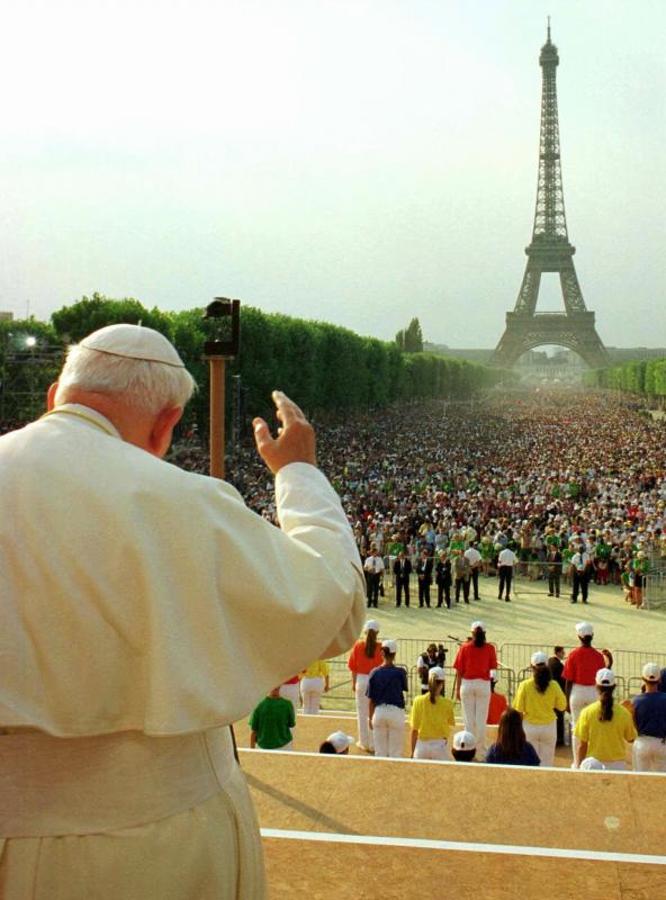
47,382,59,411
148,406,183,458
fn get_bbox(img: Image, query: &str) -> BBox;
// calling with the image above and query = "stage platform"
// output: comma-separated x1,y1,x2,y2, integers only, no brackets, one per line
240,748,666,899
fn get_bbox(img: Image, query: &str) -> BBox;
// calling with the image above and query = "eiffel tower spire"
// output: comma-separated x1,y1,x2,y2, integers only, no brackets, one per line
491,24,608,368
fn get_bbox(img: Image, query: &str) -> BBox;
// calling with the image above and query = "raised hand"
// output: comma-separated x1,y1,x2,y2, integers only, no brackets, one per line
252,390,317,474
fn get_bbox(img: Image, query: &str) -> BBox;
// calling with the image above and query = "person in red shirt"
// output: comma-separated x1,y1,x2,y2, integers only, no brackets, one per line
453,621,498,754
562,621,606,763
348,619,383,752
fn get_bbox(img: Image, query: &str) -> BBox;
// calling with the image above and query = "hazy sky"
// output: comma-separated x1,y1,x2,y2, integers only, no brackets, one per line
0,0,664,348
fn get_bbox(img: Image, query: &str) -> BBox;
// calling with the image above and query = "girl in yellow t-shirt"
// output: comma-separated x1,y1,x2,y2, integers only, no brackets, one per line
410,667,455,760
513,651,567,767
300,660,330,715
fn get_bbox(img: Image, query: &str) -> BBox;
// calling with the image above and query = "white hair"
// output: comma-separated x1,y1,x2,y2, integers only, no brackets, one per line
55,344,197,414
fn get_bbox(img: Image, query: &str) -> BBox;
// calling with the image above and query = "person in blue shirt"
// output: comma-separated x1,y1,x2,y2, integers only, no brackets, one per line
485,708,541,766
630,662,666,772
367,640,408,758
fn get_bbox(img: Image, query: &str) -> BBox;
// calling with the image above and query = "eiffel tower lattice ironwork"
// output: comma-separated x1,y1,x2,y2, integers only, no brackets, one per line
491,24,609,369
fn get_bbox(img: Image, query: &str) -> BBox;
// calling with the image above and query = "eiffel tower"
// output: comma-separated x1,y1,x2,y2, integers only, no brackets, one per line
491,23,608,369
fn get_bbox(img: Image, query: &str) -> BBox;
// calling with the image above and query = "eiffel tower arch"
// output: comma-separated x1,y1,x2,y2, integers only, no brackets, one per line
491,24,609,370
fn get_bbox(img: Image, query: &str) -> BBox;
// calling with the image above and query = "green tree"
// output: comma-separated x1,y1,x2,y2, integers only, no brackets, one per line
396,317,424,353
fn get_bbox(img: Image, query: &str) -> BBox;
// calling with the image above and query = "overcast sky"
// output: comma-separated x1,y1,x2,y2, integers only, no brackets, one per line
0,0,663,348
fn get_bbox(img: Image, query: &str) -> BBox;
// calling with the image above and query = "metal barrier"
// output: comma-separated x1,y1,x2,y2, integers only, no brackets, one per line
644,572,666,609
499,643,666,690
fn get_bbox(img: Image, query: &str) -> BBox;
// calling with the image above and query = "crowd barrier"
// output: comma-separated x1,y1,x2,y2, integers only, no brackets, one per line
321,639,666,713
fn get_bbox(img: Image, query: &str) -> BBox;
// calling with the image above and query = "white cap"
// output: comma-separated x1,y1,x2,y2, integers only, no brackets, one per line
429,666,446,681
452,730,477,751
531,651,548,666
595,668,615,687
580,757,605,771
326,731,354,753
363,619,380,633
642,662,661,682
79,324,186,368
470,620,485,632
382,639,398,655
575,621,594,637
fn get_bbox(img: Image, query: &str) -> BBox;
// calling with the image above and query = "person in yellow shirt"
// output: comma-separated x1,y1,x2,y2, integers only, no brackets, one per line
409,667,456,760
513,651,567,767
574,669,637,770
300,660,330,714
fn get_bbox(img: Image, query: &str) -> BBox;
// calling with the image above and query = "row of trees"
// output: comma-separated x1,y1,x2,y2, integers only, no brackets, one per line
1,294,511,428
583,357,666,399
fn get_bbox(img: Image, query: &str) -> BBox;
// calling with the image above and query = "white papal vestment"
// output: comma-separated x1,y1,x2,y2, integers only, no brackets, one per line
0,404,365,898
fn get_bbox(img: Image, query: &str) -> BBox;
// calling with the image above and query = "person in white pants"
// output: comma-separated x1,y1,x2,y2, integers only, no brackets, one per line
300,660,330,714
513,651,567,767
368,640,408,758
348,620,383,752
630,662,666,773
410,667,455,760
453,621,498,754
562,622,606,765
278,677,300,717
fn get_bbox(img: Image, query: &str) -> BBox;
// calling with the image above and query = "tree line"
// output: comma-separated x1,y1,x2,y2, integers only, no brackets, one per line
1,294,512,429
583,357,666,401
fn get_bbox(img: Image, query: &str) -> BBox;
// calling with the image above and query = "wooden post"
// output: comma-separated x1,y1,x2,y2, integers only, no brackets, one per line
208,357,226,479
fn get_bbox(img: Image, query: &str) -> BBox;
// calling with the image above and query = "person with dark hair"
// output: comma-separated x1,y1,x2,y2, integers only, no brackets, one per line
451,730,477,763
416,549,434,608
630,663,666,772
363,548,384,608
367,640,408,758
546,544,562,598
409,667,455,760
562,622,606,761
435,550,452,608
485,709,541,766
569,543,591,604
249,687,296,751
574,669,636,770
486,679,508,725
453,621,498,755
393,550,412,607
319,731,354,755
417,643,444,694
513,651,567,766
548,646,567,746
347,620,383,753
452,549,471,604
497,545,517,602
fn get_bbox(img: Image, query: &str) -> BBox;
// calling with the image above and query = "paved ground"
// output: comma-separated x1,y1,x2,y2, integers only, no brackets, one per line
364,574,662,653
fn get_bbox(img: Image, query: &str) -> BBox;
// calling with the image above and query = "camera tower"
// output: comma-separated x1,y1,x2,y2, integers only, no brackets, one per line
491,23,608,369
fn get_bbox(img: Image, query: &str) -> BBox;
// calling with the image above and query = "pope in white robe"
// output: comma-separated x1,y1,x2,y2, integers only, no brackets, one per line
0,324,366,899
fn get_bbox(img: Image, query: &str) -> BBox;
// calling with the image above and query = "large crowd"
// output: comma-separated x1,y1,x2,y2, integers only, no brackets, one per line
170,390,666,606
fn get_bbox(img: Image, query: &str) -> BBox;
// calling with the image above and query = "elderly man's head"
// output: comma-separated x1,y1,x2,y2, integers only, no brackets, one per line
49,324,196,457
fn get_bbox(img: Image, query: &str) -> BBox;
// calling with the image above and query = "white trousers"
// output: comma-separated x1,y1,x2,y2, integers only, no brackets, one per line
278,682,300,717
355,674,373,750
372,705,405,758
414,738,449,760
300,677,324,715
633,736,666,772
460,679,491,752
523,720,556,767
569,684,597,760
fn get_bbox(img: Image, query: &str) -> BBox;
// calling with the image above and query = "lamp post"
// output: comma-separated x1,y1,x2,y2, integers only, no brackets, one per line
202,298,241,480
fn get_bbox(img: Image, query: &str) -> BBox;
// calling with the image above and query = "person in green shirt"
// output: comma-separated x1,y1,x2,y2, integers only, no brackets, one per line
249,688,296,750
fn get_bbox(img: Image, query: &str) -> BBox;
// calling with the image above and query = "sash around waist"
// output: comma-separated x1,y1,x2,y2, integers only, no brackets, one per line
0,726,236,837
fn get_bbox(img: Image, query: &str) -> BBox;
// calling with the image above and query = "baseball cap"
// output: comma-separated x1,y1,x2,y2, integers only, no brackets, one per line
642,662,661,682
452,730,476,751
429,666,446,681
575,622,594,637
531,651,548,666
79,323,186,368
580,757,605,771
595,668,615,687
382,639,398,654
364,619,380,633
326,731,354,753
470,621,485,632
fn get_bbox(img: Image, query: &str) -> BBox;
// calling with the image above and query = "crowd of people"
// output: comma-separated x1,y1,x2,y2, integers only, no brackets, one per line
169,391,666,610
248,618,666,773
